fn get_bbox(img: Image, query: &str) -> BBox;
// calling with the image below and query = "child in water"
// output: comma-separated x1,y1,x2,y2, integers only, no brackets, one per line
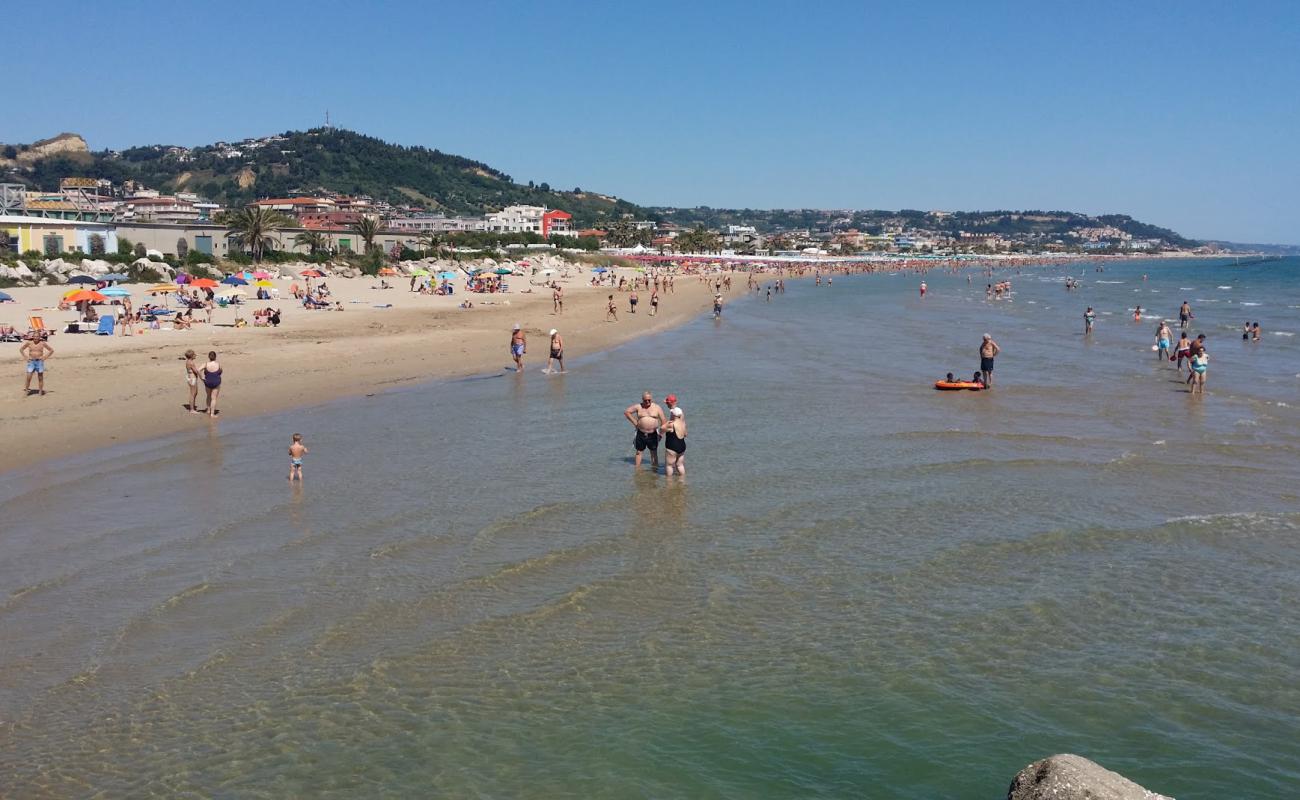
288,433,308,481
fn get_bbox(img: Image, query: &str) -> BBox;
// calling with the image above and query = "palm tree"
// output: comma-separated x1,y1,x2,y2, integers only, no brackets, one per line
222,206,294,263
416,231,442,257
352,216,383,253
294,230,328,255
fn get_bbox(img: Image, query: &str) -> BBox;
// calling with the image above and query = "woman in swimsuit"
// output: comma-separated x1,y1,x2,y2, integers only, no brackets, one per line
663,406,687,476
202,350,222,417
184,349,202,414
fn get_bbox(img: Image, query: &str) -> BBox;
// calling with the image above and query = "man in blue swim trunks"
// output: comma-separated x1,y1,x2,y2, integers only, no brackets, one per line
510,323,527,372
20,333,54,396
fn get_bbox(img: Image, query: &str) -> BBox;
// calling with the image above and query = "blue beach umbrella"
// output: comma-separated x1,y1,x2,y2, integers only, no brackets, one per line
222,275,249,286
101,273,130,282
592,266,608,273
100,286,131,297
0,291,13,302
436,271,458,280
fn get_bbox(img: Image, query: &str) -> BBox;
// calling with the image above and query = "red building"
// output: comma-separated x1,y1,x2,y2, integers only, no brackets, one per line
541,209,573,238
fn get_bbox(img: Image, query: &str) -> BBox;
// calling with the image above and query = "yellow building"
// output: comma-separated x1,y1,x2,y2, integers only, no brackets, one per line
0,215,118,255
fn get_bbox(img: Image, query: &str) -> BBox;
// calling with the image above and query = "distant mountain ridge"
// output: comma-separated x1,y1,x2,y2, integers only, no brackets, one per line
1,127,1207,245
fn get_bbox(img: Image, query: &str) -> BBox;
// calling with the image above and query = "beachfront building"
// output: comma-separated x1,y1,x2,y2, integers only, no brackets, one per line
252,197,339,216
386,214,488,234
0,214,118,255
119,196,219,224
114,221,231,259
484,205,573,238
485,205,546,235
542,209,572,238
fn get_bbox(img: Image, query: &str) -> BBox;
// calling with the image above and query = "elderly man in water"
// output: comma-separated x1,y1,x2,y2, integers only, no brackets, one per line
624,391,668,471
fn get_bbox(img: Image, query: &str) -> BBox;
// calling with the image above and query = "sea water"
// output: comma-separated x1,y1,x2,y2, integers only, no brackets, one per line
1,257,1297,798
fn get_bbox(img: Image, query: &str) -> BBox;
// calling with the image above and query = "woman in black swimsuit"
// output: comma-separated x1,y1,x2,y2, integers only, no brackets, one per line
663,406,687,476
202,350,222,418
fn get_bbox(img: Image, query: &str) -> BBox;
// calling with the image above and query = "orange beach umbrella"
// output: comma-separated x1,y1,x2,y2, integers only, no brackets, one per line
189,278,219,289
65,290,108,304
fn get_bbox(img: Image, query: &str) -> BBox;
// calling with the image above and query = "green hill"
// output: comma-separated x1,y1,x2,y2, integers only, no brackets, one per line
16,127,642,227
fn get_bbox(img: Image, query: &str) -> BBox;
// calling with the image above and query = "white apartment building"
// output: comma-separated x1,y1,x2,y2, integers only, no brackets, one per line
485,205,546,234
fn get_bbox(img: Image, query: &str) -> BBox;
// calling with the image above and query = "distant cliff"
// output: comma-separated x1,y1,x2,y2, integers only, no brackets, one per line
0,132,91,167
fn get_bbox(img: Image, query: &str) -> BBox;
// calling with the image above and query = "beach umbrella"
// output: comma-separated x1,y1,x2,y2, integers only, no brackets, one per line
222,275,248,286
252,270,272,279
189,278,219,289
492,267,513,275
300,269,325,278
0,291,12,302
67,275,98,285
218,288,247,298
592,267,608,273
253,279,274,287
378,267,397,276
149,284,179,293
100,287,131,298
65,290,107,304
102,273,130,283
410,268,429,277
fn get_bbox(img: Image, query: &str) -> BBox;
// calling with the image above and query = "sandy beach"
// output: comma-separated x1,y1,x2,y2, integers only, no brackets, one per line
0,267,725,471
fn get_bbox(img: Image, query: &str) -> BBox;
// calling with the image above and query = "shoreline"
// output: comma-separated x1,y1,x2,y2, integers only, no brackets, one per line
0,271,727,473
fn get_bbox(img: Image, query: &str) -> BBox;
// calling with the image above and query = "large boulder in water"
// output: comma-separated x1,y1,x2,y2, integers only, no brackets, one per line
1008,755,1173,800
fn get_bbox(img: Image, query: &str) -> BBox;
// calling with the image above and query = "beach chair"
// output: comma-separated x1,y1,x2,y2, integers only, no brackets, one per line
96,316,115,335
28,316,52,336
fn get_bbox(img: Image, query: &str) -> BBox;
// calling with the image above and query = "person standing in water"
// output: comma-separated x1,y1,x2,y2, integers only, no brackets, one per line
202,350,222,417
1179,300,1193,331
713,294,723,318
288,433,308,481
624,391,667,471
1084,306,1096,335
1175,331,1192,373
979,334,1000,388
1133,305,1143,322
510,324,527,372
663,407,687,476
1155,321,1172,364
546,329,565,374
920,281,927,297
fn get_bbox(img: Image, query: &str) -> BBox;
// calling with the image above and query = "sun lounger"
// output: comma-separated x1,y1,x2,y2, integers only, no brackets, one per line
29,315,53,336
96,316,115,335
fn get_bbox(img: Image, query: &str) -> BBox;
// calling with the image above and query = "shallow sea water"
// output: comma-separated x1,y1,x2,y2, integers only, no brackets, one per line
1,257,1298,798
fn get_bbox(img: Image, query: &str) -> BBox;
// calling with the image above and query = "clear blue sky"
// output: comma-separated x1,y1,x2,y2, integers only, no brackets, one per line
8,1,1298,243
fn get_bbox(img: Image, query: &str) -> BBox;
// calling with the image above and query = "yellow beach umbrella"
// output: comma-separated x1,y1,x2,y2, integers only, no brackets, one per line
149,285,179,294
253,279,274,287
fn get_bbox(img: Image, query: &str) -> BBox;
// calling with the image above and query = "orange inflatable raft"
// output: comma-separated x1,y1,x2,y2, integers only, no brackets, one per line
934,380,984,391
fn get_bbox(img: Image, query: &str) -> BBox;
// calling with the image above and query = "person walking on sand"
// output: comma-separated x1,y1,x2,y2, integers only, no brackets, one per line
979,333,1000,388
202,350,222,417
546,329,565,374
624,391,667,471
650,289,659,316
184,349,202,413
510,323,527,372
20,333,53,396
606,294,618,322
629,290,638,314
663,406,687,476
288,433,309,480
553,284,563,315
